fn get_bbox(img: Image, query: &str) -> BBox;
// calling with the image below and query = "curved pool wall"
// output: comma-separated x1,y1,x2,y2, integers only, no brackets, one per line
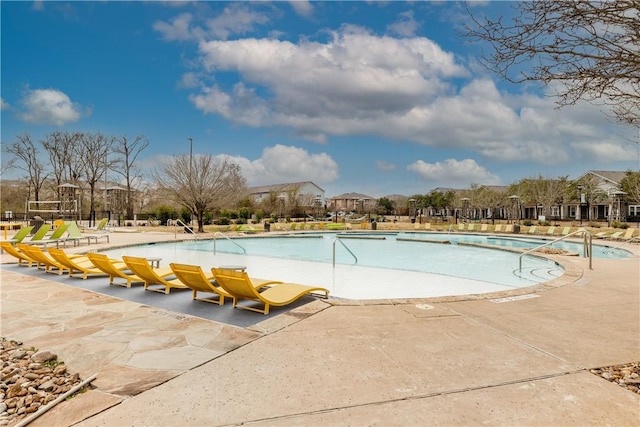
96,232,625,300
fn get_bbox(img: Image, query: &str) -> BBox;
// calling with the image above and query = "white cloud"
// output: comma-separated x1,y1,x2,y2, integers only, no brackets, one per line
154,5,270,42
227,144,339,186
376,160,396,171
18,88,86,126
387,10,420,37
153,12,194,41
407,158,501,187
0,98,9,110
173,19,631,167
289,1,314,18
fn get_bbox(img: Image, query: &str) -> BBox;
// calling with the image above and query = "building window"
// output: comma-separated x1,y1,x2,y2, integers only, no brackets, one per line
550,206,559,217
568,205,576,218
629,205,640,216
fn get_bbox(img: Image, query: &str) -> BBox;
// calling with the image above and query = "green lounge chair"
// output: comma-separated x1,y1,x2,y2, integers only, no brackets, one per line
26,223,70,248
0,225,35,245
64,221,109,246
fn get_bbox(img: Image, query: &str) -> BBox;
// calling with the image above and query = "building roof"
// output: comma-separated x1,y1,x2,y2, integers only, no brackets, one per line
329,192,375,200
247,181,324,195
580,170,628,185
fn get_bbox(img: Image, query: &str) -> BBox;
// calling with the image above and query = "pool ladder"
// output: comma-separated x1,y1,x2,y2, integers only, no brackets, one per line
519,229,592,272
333,236,358,267
213,232,246,254
173,219,197,240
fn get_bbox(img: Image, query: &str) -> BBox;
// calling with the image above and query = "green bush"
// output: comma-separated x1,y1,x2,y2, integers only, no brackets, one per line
588,221,601,228
235,218,247,225
214,217,231,225
522,220,533,226
156,205,178,226
238,207,251,220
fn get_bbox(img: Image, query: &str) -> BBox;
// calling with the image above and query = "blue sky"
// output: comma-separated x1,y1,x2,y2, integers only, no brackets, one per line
2,1,638,198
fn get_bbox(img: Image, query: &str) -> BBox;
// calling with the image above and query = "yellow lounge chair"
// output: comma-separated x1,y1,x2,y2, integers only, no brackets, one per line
467,224,475,231
211,268,329,315
1,241,36,266
86,253,145,287
504,224,514,233
480,224,488,232
17,244,92,275
169,263,232,305
560,227,571,235
546,226,557,235
606,231,624,240
528,226,537,234
47,248,124,279
612,228,635,241
494,224,502,233
122,256,187,294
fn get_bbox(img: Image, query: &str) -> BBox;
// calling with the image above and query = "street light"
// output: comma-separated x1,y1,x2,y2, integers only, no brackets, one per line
278,196,285,222
187,138,193,177
408,198,416,223
508,195,520,224
577,185,584,225
461,197,470,221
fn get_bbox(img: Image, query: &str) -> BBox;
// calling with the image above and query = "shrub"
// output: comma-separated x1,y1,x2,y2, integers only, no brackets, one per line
522,220,533,226
214,217,231,225
156,206,178,226
235,218,247,225
588,221,601,228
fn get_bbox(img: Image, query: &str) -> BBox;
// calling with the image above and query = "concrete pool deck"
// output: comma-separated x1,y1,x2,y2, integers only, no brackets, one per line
1,229,639,426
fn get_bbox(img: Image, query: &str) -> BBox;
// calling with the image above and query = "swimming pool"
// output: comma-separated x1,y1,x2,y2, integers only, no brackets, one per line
101,232,628,300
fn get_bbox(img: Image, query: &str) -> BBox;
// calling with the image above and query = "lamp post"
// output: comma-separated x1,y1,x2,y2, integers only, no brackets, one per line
461,198,470,222
508,195,520,224
314,195,322,220
278,196,285,222
577,185,584,225
187,138,193,178
408,198,416,223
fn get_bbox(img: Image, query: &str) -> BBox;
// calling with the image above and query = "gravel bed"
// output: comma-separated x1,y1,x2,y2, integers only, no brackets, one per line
590,362,640,394
0,338,87,426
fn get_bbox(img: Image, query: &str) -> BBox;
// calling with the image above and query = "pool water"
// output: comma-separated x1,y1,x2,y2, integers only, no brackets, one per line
99,232,625,300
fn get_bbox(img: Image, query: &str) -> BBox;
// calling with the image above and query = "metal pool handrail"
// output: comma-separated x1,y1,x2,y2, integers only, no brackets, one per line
213,232,246,254
519,229,592,272
173,219,197,240
333,236,358,267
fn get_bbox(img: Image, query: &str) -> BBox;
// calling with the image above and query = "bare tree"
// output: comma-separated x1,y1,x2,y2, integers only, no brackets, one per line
4,132,48,203
620,170,640,204
154,154,246,232
75,133,114,220
111,135,149,219
41,131,83,199
519,175,569,218
465,1,640,126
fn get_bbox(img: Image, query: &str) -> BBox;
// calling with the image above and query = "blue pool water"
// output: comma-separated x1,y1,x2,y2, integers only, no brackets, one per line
100,232,627,300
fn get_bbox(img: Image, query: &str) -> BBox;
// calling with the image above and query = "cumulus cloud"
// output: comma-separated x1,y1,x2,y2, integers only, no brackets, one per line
159,10,630,168
387,10,420,37
0,98,9,110
153,12,194,41
407,158,501,187
376,160,396,171
18,88,86,126
226,144,339,186
289,0,313,18
154,4,270,41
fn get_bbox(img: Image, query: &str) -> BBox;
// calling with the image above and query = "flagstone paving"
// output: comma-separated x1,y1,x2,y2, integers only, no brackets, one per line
1,229,638,426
